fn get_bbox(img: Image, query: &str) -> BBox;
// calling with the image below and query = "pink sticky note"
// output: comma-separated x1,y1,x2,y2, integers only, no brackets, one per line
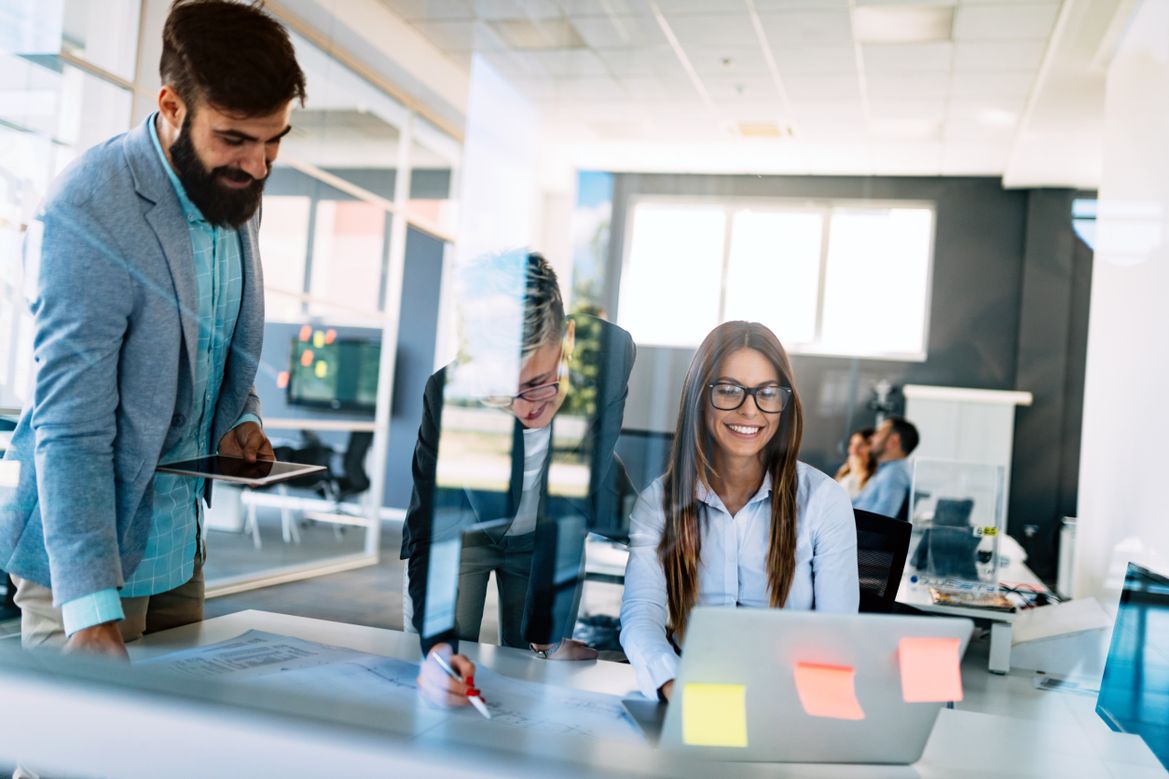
793,662,865,720
899,637,964,703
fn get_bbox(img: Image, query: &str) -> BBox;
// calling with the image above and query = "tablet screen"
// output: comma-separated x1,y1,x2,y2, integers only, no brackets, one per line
156,456,324,485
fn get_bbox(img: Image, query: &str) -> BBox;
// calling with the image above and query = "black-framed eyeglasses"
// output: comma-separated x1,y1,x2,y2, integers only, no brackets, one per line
480,380,561,409
707,382,792,414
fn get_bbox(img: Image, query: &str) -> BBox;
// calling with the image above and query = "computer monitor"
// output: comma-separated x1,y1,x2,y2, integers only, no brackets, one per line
1096,562,1169,770
287,337,380,413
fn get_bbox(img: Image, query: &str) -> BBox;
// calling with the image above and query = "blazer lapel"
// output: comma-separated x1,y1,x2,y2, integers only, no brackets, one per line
124,116,199,385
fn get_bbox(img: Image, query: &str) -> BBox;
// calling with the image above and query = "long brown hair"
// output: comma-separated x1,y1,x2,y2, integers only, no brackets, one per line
658,322,804,639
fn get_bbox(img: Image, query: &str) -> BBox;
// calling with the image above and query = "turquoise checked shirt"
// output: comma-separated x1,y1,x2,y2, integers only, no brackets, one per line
60,116,260,635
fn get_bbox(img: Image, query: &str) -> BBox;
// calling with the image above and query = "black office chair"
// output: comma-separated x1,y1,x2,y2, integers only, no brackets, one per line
855,508,912,613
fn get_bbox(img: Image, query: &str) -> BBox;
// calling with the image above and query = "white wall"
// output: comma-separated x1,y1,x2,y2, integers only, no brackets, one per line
1074,0,1169,598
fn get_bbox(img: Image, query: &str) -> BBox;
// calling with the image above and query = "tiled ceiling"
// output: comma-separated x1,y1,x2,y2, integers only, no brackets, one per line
377,0,1067,174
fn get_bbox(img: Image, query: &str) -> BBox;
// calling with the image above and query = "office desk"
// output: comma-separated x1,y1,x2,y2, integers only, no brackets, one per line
123,610,1164,779
896,554,1047,674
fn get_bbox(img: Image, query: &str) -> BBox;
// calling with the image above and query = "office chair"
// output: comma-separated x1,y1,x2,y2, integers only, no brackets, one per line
854,508,912,613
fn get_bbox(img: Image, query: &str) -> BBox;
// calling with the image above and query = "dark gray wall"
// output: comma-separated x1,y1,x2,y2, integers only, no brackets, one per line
605,173,1092,581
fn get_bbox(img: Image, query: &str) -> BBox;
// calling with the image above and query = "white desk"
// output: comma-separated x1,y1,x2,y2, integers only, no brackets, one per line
896,551,1047,674
262,417,377,432
119,610,1164,779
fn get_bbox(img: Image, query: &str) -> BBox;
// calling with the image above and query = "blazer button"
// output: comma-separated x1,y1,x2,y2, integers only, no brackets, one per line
171,413,186,427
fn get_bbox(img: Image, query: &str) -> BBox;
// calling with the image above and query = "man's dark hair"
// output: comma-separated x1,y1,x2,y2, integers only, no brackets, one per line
161,1,306,115
887,416,920,456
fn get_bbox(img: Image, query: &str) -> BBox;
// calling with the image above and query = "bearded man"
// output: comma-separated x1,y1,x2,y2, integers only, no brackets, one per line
0,0,305,657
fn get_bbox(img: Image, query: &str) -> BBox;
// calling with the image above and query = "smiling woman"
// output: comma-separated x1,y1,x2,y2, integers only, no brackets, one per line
619,321,860,702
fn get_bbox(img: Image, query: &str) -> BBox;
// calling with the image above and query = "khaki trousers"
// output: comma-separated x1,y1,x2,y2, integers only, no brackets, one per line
12,555,205,649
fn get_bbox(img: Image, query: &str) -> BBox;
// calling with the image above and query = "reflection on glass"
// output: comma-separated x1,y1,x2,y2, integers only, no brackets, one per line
60,0,141,80
406,252,634,651
308,200,388,317
258,195,311,321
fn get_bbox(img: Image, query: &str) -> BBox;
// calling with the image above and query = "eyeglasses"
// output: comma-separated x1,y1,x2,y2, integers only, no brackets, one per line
707,382,792,414
480,380,561,409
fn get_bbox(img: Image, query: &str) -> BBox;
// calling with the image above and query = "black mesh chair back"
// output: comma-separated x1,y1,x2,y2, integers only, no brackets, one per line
855,508,912,613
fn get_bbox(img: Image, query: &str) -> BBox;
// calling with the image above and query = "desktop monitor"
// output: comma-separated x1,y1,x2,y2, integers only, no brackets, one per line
1096,562,1169,770
287,337,380,413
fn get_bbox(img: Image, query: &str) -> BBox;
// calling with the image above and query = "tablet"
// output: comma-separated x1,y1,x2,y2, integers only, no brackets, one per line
155,455,326,487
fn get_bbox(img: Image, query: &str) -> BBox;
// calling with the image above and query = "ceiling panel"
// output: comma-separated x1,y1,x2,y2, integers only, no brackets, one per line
471,0,563,20
683,45,772,77
861,42,953,73
620,75,699,101
569,14,665,48
953,3,1060,41
757,10,854,47
702,76,781,102
950,70,1037,98
662,13,759,47
782,73,862,100
770,45,858,75
953,40,1047,70
868,99,948,122
378,0,475,21
556,0,648,16
593,46,684,77
866,71,951,100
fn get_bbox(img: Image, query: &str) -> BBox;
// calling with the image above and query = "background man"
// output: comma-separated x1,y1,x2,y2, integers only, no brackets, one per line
853,416,920,519
0,0,306,657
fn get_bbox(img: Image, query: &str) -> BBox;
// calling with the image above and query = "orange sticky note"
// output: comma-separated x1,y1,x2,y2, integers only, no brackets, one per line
899,637,963,703
793,662,865,720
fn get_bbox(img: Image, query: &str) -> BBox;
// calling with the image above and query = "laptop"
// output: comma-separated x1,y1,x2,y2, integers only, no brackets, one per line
655,608,974,764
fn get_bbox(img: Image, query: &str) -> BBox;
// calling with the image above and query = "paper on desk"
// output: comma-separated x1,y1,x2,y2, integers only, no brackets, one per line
681,683,748,747
898,637,963,703
141,631,641,742
1011,597,1112,644
792,663,865,720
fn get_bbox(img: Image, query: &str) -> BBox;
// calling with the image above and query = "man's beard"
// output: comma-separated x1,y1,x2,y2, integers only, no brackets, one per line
169,117,268,228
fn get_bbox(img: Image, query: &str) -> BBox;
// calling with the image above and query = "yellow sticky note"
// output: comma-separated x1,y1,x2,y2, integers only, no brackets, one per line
315,360,328,379
793,662,865,720
313,330,325,348
899,637,963,703
682,683,748,748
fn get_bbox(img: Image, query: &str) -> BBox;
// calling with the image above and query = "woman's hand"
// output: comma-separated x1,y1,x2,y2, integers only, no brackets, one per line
659,680,675,702
416,643,476,708
531,638,598,661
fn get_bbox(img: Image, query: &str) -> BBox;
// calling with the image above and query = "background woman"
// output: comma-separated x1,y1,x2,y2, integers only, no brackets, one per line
835,427,876,499
620,321,858,701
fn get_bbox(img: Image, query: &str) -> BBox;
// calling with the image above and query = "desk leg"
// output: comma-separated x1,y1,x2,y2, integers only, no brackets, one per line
988,622,1012,674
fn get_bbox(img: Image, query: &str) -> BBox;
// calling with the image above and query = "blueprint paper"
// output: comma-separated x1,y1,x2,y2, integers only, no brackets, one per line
140,631,641,742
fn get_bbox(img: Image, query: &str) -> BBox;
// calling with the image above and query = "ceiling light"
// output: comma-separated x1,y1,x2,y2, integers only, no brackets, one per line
491,19,584,50
734,121,794,139
852,6,954,45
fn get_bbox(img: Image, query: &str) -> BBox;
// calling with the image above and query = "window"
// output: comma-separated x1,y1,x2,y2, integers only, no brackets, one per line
618,199,934,360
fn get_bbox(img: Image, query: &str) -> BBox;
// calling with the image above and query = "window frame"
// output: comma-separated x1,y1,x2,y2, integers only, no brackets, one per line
617,194,937,362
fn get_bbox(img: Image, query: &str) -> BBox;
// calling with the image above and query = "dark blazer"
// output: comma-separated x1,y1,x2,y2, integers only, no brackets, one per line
402,316,635,653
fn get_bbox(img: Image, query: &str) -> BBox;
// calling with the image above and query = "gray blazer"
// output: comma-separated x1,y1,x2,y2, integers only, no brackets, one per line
0,115,264,605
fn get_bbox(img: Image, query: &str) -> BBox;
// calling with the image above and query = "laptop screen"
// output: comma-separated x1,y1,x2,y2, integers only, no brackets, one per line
1096,562,1169,770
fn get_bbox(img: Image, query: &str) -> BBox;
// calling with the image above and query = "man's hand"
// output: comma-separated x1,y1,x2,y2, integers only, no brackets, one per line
416,643,476,708
659,680,675,702
218,421,273,464
63,622,129,660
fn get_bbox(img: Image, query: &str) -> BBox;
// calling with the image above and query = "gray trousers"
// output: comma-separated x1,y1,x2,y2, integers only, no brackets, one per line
455,532,535,648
